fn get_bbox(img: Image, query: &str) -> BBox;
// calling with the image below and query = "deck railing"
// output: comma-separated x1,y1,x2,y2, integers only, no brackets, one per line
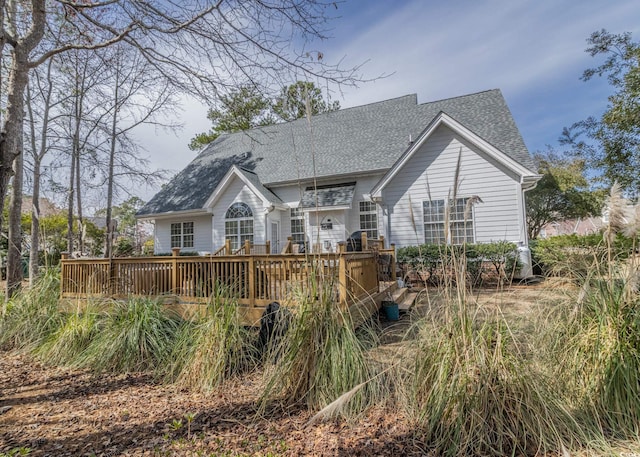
60,245,395,324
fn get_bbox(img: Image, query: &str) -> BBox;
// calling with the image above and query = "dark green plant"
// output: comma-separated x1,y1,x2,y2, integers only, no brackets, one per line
397,241,519,286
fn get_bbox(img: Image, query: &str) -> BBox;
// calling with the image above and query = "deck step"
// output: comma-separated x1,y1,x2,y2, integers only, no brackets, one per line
391,287,407,304
398,291,418,311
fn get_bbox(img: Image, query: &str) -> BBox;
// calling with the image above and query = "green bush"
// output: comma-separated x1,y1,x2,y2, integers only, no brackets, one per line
530,233,633,278
397,241,519,286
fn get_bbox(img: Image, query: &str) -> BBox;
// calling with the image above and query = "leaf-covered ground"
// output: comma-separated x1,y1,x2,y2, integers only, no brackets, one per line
0,349,423,456
0,281,583,457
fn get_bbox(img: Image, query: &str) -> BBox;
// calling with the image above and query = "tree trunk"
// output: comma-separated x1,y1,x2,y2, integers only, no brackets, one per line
6,150,23,298
75,139,84,255
66,147,76,254
105,68,120,259
2,46,35,299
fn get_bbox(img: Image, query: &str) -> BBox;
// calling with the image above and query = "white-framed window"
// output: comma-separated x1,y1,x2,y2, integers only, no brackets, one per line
359,201,378,239
225,202,253,250
290,207,305,243
170,221,194,249
423,200,446,244
423,198,475,245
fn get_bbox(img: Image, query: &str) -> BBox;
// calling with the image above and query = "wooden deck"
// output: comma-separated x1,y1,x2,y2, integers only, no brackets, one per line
60,245,397,325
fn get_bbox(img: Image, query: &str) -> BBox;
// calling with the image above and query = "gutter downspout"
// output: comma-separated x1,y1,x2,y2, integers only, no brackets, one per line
521,175,542,245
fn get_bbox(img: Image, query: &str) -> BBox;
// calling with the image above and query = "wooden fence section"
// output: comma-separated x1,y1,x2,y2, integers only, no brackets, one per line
60,248,396,325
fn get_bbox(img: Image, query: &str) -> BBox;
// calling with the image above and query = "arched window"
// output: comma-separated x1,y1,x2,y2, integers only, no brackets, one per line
225,202,253,250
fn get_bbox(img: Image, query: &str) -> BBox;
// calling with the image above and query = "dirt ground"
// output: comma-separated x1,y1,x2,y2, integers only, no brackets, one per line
0,280,570,457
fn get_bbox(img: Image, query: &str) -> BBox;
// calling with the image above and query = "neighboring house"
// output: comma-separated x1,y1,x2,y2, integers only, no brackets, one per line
540,217,605,238
137,90,540,259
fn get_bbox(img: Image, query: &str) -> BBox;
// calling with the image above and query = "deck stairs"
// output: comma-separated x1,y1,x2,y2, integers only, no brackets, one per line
391,287,418,312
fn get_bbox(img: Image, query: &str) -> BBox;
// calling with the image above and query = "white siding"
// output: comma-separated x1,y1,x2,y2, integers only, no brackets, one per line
210,176,266,248
271,174,385,251
382,125,523,248
154,215,212,254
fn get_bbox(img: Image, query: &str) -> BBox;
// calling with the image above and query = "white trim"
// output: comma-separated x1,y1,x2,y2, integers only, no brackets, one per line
300,204,351,212
203,165,287,211
138,208,209,221
371,112,539,199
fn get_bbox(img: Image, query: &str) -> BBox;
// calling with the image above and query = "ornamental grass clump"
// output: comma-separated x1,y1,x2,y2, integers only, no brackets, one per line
261,274,382,419
0,268,62,351
551,183,640,438
78,297,180,373
400,243,584,456
404,311,581,456
163,288,256,392
36,304,102,366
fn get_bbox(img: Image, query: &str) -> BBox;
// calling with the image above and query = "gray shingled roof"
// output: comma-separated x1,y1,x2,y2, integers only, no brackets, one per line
300,182,356,209
138,89,534,217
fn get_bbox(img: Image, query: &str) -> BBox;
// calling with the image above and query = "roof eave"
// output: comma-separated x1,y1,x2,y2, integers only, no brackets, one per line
136,208,211,221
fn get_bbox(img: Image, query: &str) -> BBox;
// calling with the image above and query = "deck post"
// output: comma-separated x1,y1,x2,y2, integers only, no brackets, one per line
338,242,348,307
380,235,385,249
225,239,231,255
390,243,397,282
361,232,368,250
171,247,180,293
60,253,69,297
248,255,255,309
265,240,271,255
244,239,251,255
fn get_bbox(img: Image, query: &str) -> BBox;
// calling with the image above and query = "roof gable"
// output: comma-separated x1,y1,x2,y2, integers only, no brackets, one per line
371,112,539,198
204,165,285,210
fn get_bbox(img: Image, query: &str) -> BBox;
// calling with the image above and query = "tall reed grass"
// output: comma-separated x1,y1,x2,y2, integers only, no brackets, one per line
36,304,102,366
163,288,256,391
398,240,588,456
549,183,640,438
404,307,582,456
260,275,382,418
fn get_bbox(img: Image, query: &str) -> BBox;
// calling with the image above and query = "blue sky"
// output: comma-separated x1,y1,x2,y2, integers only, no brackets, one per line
136,0,640,201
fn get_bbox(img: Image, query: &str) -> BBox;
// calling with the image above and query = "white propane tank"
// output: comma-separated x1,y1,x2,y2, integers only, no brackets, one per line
515,245,533,279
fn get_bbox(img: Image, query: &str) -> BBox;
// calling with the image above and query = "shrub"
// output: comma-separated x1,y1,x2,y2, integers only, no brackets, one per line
397,241,519,286
530,233,633,278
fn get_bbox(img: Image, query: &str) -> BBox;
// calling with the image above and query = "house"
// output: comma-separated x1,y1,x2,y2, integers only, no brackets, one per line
136,90,540,262
540,217,605,238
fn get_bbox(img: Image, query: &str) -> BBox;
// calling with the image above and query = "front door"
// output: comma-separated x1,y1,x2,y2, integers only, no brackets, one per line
270,221,279,253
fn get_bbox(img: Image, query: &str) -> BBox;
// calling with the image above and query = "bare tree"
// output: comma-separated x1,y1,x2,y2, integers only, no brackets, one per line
24,52,66,283
96,43,177,258
1,0,361,297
